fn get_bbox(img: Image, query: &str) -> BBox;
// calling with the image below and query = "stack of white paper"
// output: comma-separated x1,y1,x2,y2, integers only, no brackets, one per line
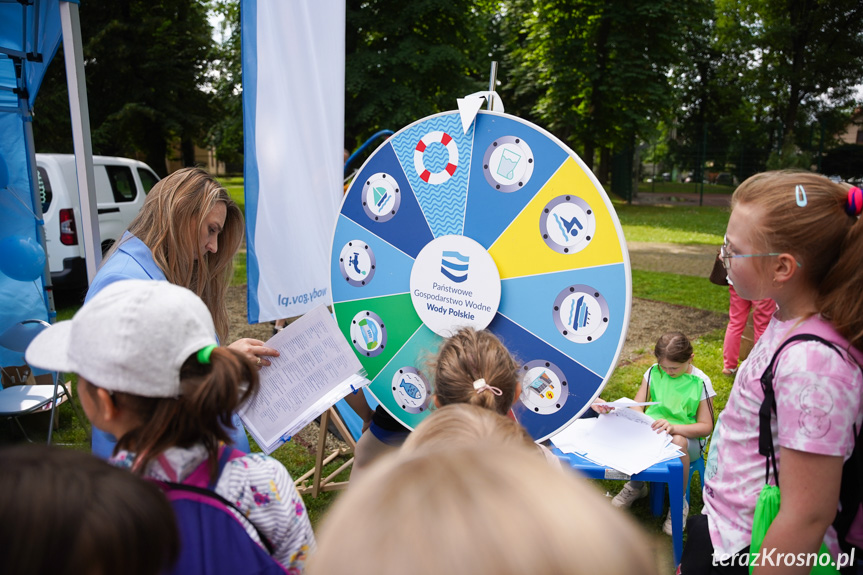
238,305,369,454
551,398,684,476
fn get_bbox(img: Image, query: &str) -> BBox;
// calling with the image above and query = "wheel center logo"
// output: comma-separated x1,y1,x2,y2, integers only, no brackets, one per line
440,251,469,283
410,235,501,336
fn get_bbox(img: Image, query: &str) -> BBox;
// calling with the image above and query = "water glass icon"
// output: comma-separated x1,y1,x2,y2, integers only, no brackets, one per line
496,148,522,180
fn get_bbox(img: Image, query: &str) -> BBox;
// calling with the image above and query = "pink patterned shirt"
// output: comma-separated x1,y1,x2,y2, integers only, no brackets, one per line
703,314,863,557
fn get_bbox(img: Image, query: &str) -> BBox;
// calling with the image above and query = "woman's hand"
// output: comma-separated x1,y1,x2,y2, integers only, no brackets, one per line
591,399,615,414
651,419,674,435
228,338,280,369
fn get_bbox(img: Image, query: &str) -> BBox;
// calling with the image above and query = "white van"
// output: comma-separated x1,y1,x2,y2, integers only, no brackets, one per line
36,154,160,289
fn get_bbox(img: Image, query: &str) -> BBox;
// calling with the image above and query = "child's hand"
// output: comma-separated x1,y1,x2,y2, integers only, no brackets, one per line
651,419,674,435
591,399,615,414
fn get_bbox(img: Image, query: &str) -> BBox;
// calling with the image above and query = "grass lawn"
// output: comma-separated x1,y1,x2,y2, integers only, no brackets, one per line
636,181,735,196
614,202,728,245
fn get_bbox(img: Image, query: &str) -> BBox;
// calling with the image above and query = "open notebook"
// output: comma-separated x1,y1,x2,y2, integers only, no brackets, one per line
238,305,368,454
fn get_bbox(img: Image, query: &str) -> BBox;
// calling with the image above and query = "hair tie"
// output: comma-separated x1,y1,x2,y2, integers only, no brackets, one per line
846,186,862,216
197,344,217,365
473,378,503,396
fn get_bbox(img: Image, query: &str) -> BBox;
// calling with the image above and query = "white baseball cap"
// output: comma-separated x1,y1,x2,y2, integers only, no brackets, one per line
26,280,218,398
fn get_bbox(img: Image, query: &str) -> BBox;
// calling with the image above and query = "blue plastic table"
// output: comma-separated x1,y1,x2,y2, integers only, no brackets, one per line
552,448,684,566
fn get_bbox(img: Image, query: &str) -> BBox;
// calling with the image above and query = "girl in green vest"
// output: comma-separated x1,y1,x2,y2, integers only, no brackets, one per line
594,331,716,535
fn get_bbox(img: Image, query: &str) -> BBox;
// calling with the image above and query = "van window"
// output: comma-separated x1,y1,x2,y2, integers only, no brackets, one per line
105,166,137,202
137,168,159,194
37,167,52,212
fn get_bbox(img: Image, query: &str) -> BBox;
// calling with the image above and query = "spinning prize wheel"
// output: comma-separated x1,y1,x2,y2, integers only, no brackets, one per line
331,110,630,441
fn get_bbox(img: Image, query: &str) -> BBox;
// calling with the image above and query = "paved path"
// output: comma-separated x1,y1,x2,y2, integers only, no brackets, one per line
628,241,718,277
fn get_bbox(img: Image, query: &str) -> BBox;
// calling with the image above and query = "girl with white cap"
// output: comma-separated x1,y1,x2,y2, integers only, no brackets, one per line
27,279,315,573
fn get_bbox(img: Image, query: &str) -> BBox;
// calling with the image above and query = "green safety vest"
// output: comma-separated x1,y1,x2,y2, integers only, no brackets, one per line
644,366,703,425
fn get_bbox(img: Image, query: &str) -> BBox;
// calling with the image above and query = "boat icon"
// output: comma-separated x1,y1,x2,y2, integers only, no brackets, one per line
373,186,391,210
568,295,589,331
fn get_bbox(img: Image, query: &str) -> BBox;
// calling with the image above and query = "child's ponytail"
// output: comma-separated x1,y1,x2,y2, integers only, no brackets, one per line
114,347,260,480
432,328,520,416
818,191,863,351
181,347,260,479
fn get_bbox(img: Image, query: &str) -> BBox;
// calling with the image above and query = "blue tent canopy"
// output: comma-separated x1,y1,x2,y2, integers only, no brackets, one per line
0,0,69,370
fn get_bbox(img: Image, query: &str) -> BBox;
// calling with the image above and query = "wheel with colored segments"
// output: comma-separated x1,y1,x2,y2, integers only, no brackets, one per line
331,110,631,441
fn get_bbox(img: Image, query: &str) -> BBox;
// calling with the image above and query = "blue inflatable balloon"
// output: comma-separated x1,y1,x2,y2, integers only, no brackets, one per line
0,235,46,282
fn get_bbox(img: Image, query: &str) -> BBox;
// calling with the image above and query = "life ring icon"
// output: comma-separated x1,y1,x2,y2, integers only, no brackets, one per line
414,131,458,185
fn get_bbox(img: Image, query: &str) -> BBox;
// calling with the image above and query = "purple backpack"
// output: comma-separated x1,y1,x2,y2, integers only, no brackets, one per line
154,446,288,575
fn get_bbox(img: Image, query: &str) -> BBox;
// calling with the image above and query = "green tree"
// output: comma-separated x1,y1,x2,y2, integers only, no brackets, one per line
33,0,215,176
499,0,703,183
207,0,243,169
345,0,492,147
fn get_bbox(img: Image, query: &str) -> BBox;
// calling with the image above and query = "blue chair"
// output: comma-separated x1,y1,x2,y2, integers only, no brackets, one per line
0,320,88,444
554,448,685,566
686,453,706,503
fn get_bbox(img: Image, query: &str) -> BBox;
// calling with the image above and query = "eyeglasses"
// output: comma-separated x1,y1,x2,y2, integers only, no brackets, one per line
719,242,782,270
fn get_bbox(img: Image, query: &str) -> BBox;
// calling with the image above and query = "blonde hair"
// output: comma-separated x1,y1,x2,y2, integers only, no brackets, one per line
308,444,658,575
432,328,520,414
107,168,243,342
401,404,534,456
732,171,863,350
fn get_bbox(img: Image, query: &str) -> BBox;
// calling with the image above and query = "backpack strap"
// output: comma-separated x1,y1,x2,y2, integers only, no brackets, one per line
156,446,276,556
759,334,842,488
645,365,654,405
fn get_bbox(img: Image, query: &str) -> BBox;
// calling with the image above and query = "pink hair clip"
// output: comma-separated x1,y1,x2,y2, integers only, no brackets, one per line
846,186,862,216
473,378,503,396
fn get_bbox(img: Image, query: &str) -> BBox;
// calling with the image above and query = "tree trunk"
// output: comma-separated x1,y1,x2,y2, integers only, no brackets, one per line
181,137,196,168
598,147,611,185
583,141,595,171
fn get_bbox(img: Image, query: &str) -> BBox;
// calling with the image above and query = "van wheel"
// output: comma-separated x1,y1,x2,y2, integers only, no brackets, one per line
101,240,115,256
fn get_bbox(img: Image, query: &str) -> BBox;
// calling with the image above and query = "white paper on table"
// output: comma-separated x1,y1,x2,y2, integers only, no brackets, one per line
602,400,660,408
551,402,685,475
238,305,369,454
550,418,597,454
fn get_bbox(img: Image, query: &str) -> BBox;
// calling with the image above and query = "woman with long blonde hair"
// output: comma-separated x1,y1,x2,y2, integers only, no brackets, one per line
86,167,278,457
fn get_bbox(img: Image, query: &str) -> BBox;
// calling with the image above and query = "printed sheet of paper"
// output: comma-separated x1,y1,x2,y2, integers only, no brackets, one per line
551,398,684,475
239,305,367,453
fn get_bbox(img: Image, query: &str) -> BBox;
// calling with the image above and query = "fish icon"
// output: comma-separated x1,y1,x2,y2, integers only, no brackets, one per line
399,379,422,400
